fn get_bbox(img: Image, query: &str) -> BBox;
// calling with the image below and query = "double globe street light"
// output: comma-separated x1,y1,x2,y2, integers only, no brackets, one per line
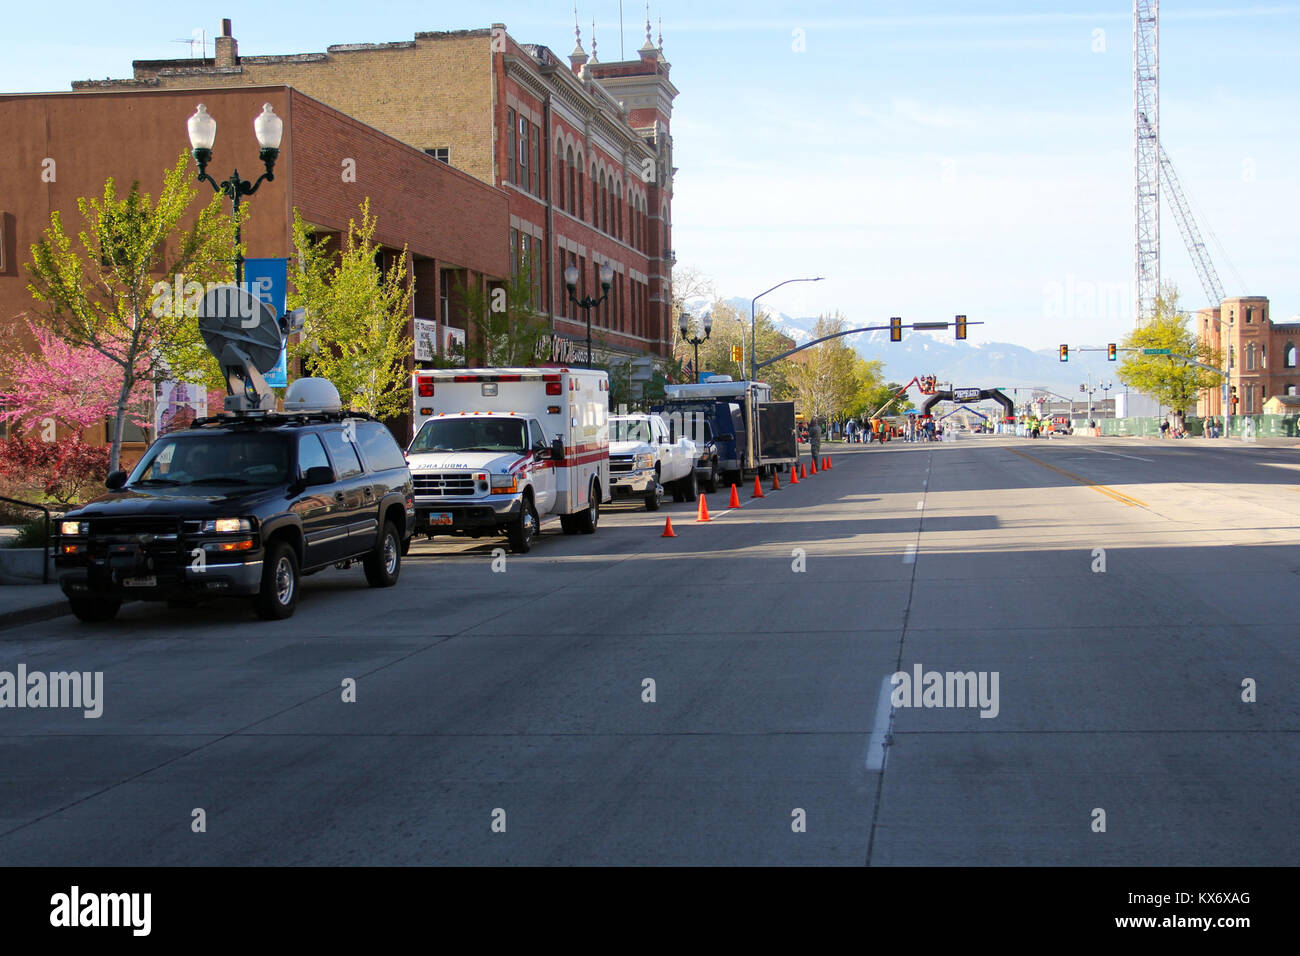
187,102,285,285
564,262,614,368
679,311,712,383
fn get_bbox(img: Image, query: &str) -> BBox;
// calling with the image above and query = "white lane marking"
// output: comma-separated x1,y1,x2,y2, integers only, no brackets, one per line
866,674,895,771
1084,448,1153,462
916,501,924,509
902,544,917,564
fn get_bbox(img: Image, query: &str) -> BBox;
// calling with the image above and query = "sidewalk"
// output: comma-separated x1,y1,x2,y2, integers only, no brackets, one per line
0,583,70,631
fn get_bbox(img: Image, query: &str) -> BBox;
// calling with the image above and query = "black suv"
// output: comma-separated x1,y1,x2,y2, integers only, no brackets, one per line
55,414,415,622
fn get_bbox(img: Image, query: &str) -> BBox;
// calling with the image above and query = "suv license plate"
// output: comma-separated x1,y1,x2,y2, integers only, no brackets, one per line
122,575,157,588
428,513,454,526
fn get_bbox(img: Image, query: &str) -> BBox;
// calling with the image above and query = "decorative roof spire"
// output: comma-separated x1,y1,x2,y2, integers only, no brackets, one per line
590,19,598,62
641,1,655,51
570,2,588,68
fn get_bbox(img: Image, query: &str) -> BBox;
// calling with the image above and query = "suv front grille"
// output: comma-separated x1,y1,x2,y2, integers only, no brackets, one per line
91,517,182,539
413,473,477,496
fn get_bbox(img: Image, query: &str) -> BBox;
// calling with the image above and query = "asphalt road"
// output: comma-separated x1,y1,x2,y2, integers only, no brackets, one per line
2,434,1296,865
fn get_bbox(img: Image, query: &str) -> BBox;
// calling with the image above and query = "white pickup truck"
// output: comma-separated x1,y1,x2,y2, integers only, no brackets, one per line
608,414,698,511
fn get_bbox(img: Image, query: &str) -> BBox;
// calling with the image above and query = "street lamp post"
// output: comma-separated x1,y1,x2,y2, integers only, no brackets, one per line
565,262,614,368
1100,381,1113,419
187,103,284,286
678,311,713,383
750,276,825,381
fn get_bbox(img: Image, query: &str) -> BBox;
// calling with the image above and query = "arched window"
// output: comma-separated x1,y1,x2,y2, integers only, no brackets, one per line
590,163,597,224
556,142,566,209
1285,343,1297,368
1286,384,1297,396
577,155,585,219
598,172,606,232
566,148,576,215
1246,343,1256,371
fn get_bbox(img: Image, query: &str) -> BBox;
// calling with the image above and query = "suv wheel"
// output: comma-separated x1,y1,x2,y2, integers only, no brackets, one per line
508,496,538,553
364,521,402,587
704,459,719,493
69,595,121,623
559,514,579,534
254,540,299,620
576,480,600,534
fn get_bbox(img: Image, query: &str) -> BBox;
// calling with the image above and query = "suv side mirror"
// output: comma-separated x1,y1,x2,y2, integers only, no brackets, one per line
715,433,734,443
303,465,335,487
105,470,127,491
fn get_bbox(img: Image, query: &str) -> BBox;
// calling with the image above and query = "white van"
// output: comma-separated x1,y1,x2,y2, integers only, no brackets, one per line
408,368,610,552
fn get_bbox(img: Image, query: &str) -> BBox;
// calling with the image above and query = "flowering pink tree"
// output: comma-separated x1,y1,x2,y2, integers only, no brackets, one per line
0,320,153,435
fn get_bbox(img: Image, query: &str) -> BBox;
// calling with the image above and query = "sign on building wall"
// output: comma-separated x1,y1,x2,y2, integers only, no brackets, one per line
442,326,466,358
537,333,582,365
414,319,437,362
243,258,288,387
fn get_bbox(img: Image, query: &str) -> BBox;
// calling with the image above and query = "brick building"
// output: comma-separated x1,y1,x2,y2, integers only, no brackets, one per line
0,86,510,445
76,17,679,363
1196,296,1300,417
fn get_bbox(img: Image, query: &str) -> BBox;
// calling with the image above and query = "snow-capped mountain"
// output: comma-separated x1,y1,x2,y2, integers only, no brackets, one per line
705,296,1120,397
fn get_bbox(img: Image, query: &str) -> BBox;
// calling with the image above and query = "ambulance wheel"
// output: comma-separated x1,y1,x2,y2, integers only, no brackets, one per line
576,481,600,534
560,514,579,534
508,496,538,553
671,478,685,503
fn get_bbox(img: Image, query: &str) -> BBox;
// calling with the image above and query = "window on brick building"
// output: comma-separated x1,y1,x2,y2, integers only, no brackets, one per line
1286,343,1297,368
509,228,519,279
530,124,540,196
591,163,598,223
556,142,566,208
566,148,576,214
506,109,516,184
424,147,450,164
1287,384,1297,396
577,157,585,219
512,115,522,188
1246,343,1256,371
1245,307,1253,323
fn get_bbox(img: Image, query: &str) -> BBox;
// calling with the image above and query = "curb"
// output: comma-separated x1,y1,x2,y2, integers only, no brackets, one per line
0,599,71,633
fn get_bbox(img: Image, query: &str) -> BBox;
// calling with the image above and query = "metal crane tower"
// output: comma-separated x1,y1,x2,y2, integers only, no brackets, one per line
1133,0,1160,323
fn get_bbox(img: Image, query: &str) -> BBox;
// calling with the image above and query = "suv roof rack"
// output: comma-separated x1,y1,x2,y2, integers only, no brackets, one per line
189,409,378,430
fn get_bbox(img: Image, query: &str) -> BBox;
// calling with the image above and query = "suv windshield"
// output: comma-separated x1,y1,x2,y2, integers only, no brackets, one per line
611,418,652,443
130,433,291,487
410,418,527,454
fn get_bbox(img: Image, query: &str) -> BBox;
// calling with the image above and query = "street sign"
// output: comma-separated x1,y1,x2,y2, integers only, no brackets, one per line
1142,348,1172,355
912,322,948,331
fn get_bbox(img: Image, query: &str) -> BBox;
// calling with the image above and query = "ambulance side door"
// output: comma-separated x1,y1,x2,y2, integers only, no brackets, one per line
528,418,558,516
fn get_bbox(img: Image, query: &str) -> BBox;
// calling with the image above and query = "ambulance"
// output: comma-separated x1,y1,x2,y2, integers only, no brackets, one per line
407,368,610,553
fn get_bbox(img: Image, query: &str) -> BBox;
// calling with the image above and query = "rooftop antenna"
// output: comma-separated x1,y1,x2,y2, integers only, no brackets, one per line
171,28,208,64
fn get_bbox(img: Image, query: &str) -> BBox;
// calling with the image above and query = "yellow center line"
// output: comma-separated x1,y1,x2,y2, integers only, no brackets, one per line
1006,448,1149,507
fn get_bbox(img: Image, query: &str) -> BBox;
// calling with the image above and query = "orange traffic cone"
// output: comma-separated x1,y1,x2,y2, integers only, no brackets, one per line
800,463,808,480
696,494,711,522
771,471,781,491
728,484,741,509
810,458,818,475
662,515,676,537
752,475,765,498
825,456,832,470
790,465,799,484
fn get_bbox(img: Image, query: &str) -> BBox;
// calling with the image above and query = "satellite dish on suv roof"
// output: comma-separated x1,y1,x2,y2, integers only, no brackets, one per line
196,285,305,414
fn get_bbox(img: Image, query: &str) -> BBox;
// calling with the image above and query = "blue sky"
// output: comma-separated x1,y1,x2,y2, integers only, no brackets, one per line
3,1,1297,349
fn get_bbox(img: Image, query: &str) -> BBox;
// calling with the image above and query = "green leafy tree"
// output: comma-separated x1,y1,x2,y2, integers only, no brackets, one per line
24,152,237,471
1118,286,1223,413
289,201,414,419
785,312,862,423
455,246,552,367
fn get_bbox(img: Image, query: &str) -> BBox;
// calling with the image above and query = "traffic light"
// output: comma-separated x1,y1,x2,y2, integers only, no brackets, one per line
1059,344,1069,362
1107,342,1117,361
955,314,967,340
890,316,902,342
1230,385,1239,406
730,345,743,362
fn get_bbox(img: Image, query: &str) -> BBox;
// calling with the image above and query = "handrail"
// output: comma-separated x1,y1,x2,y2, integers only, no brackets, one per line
0,494,52,583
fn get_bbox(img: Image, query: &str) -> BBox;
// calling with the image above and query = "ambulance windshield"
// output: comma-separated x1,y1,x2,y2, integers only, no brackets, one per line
410,418,528,454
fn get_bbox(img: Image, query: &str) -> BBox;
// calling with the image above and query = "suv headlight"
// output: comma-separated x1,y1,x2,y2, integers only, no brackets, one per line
60,520,88,536
634,453,655,471
201,518,253,534
490,474,518,493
